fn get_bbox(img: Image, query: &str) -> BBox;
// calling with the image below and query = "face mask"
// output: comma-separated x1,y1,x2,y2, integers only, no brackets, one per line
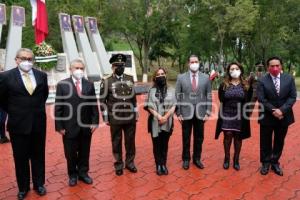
190,63,199,72
115,66,125,76
230,69,241,79
72,69,84,80
155,76,166,87
268,67,280,77
19,61,33,72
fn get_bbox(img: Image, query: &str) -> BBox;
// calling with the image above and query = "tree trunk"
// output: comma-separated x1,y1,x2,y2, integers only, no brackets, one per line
142,42,150,82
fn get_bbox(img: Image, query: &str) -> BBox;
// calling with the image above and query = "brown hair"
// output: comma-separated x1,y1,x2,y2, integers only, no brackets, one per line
223,62,249,91
152,67,167,87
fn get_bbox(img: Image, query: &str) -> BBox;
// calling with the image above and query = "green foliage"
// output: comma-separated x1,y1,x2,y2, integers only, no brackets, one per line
0,0,299,76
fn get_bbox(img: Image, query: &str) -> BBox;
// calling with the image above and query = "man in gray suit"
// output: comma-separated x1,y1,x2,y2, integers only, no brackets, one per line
175,55,212,170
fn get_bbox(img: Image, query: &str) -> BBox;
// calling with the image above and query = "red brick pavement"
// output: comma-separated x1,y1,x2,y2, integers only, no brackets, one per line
0,92,300,200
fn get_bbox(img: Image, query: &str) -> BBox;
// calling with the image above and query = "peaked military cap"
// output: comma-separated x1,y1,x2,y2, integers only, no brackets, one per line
109,54,127,64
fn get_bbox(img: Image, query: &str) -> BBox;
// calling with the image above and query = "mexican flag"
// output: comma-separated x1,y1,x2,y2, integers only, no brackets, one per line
30,0,48,44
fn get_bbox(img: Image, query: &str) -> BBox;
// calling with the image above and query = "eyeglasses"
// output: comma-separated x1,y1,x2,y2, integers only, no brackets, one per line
17,57,34,62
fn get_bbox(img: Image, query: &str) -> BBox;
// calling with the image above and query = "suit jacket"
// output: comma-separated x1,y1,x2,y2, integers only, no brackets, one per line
99,74,137,125
0,67,49,135
257,73,296,126
55,77,99,139
175,71,212,120
215,82,253,140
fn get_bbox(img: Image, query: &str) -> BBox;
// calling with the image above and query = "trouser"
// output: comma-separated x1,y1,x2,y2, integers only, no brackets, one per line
0,110,7,138
9,131,46,191
110,123,136,170
223,131,242,162
151,131,171,165
260,124,288,164
182,115,204,161
63,129,92,178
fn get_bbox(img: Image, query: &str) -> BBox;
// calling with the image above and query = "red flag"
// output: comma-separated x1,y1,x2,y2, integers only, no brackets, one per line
32,0,48,44
209,69,219,81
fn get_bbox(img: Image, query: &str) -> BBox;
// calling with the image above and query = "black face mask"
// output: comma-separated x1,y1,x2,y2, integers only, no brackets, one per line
115,66,125,76
155,76,166,87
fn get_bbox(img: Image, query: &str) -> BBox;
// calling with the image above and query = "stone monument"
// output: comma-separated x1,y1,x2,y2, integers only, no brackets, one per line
85,16,112,76
72,15,101,81
59,13,79,63
4,6,24,70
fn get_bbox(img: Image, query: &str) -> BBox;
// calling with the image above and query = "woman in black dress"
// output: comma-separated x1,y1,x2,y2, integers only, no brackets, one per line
215,62,253,170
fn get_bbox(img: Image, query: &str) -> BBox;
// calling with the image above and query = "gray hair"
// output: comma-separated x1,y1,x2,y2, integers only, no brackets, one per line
70,58,85,68
15,48,34,58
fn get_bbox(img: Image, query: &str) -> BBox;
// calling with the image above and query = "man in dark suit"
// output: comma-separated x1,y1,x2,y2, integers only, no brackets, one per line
175,55,212,170
55,59,99,186
0,48,49,199
257,56,297,176
99,54,138,176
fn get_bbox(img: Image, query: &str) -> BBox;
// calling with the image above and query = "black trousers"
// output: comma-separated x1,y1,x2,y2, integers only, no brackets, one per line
182,115,204,161
63,129,92,178
0,111,7,138
151,131,171,165
9,132,46,191
110,123,136,170
0,121,5,138
260,124,288,164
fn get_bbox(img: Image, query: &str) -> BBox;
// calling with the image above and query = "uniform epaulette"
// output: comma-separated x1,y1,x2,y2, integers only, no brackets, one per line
123,73,133,77
102,74,112,80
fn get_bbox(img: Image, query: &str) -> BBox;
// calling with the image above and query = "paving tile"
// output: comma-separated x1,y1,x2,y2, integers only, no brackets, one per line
0,93,299,199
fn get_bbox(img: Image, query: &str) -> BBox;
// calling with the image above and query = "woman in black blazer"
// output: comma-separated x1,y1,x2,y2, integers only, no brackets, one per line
215,62,253,170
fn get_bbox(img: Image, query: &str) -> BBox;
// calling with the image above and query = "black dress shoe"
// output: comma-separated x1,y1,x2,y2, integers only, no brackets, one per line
193,160,204,169
0,136,10,143
115,169,123,176
156,165,163,176
69,177,77,186
161,165,168,175
260,163,270,175
233,160,240,171
17,191,28,200
223,159,230,170
78,175,93,184
182,161,189,170
34,186,46,196
271,164,283,176
126,165,138,173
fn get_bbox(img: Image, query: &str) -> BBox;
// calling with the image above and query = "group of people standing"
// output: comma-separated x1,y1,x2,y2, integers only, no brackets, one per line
0,48,297,200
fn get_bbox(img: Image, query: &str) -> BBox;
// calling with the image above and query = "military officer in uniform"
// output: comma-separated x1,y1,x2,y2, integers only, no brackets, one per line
100,54,138,176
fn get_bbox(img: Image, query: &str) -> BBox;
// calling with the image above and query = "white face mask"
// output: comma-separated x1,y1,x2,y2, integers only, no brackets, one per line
190,63,200,72
230,69,241,79
72,69,84,80
19,61,33,72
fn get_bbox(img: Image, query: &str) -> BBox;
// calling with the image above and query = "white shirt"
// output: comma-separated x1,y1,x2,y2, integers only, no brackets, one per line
19,68,37,90
115,74,124,81
189,70,199,88
270,73,280,92
72,76,82,92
